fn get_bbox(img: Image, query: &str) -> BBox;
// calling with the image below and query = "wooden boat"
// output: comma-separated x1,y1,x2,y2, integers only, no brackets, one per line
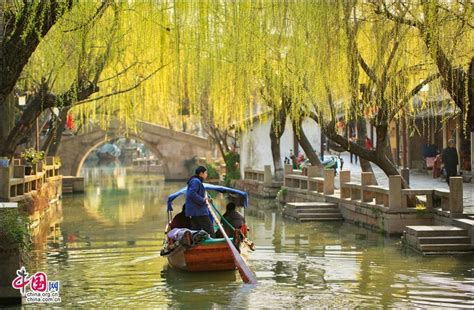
165,237,252,272
161,183,254,272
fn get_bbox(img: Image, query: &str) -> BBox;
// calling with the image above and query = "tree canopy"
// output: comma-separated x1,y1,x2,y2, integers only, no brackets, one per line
2,0,473,160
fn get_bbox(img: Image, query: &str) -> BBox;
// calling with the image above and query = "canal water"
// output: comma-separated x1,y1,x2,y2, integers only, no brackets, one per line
25,167,474,308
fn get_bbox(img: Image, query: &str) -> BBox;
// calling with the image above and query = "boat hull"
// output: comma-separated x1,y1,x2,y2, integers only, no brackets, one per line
166,240,247,272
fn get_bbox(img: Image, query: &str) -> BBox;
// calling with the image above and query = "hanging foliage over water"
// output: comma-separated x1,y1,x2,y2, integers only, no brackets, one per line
17,1,474,135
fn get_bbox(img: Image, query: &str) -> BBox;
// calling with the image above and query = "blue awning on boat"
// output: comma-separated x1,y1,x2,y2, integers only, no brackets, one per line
167,183,248,211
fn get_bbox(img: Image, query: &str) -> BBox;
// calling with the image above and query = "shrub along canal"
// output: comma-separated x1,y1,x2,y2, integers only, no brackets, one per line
25,167,474,308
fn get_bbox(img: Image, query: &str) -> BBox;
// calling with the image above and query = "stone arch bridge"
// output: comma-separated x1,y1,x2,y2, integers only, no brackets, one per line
58,121,211,180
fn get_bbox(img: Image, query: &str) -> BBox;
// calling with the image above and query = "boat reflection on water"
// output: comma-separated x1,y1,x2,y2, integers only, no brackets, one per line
161,264,257,309
160,264,237,283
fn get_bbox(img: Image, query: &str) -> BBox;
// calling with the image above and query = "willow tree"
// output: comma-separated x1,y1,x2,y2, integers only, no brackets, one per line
316,1,443,183
0,1,73,157
374,1,474,174
4,1,178,158
375,1,474,134
27,1,119,155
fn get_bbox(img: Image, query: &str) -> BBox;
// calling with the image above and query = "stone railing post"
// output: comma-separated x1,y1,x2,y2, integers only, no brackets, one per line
307,165,319,178
0,166,13,200
449,177,463,215
46,156,54,165
361,172,373,202
284,164,293,175
323,169,334,195
340,170,351,198
388,175,402,210
263,165,272,186
283,164,292,187
13,166,25,178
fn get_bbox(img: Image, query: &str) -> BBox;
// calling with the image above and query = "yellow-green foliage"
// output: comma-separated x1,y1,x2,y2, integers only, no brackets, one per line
17,1,474,134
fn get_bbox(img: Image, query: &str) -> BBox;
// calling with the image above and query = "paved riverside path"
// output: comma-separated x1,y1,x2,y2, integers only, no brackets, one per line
330,152,474,214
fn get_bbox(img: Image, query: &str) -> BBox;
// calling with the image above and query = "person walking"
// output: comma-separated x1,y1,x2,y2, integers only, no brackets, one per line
442,139,459,184
349,133,358,164
185,166,214,237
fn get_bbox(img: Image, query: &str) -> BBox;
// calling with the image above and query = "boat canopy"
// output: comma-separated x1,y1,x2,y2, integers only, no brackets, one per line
167,183,248,211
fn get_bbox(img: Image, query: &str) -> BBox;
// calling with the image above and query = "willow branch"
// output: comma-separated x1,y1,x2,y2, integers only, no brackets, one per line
74,62,171,106
92,3,120,85
388,73,441,121
63,0,113,33
357,50,379,85
374,3,422,29
98,62,139,83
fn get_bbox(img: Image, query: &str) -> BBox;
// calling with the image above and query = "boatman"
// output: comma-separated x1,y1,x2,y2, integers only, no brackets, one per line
185,166,215,237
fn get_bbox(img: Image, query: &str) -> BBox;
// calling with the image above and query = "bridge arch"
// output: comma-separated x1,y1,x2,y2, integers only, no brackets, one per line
58,121,211,180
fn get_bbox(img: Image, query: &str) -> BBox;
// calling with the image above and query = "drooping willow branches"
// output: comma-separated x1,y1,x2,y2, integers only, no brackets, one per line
4,0,473,162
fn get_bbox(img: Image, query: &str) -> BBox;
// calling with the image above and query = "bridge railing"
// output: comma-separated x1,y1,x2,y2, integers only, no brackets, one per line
0,156,61,202
132,158,160,166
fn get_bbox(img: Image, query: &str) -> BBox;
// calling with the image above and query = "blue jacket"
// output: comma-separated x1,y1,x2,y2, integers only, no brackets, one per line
185,176,209,217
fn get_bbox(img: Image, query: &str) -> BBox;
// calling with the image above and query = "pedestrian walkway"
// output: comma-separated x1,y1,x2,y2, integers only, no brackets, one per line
334,152,474,214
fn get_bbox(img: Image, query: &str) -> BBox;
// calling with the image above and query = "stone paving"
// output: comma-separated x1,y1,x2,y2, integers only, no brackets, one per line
332,152,474,214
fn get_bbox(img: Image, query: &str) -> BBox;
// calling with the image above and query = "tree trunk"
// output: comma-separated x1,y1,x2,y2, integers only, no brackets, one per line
468,57,474,133
0,93,16,148
0,82,96,159
269,124,284,181
356,118,378,185
41,120,58,155
269,107,288,182
0,91,56,159
292,120,323,175
46,108,69,156
325,124,409,188
0,1,73,108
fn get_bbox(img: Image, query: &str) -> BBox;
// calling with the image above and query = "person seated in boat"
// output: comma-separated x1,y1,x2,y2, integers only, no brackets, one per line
221,202,245,237
169,204,192,230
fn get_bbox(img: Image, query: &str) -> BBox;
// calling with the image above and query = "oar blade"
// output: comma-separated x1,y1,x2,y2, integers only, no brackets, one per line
228,242,257,284
207,201,257,284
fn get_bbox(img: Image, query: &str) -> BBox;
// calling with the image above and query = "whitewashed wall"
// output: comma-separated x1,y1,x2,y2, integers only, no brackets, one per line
240,117,321,177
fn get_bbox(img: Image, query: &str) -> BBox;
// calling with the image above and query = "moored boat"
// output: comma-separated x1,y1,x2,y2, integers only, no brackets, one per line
161,184,254,272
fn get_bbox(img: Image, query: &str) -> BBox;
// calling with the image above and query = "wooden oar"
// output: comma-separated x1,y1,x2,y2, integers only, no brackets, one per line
207,200,257,284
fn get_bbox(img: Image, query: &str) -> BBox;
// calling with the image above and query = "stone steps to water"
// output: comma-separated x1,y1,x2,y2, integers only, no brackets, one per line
418,236,471,244
453,218,474,230
296,208,338,213
287,202,337,208
300,217,343,222
62,185,73,194
283,202,343,222
298,212,342,218
406,226,468,237
419,244,474,252
404,225,473,255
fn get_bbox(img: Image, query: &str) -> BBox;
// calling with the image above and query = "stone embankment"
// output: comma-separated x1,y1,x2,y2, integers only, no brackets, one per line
279,164,473,255
235,161,473,254
233,166,282,199
0,156,63,305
